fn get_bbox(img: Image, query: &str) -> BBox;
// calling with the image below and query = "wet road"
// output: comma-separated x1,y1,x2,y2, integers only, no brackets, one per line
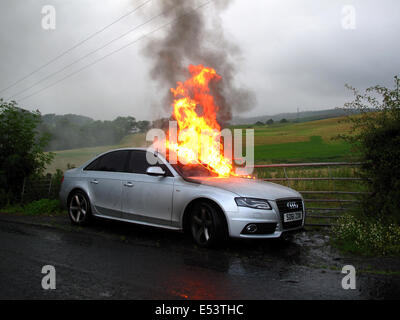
0,214,399,299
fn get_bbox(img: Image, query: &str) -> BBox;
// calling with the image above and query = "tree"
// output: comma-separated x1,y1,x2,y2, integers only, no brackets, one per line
266,119,274,125
254,121,264,126
338,76,400,223
136,120,150,132
113,116,136,135
0,100,53,197
280,118,288,123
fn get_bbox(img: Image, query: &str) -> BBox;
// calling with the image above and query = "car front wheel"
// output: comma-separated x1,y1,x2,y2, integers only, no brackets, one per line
189,201,227,247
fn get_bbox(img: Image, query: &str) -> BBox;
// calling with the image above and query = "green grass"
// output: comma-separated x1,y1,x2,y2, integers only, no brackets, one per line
2,199,64,216
234,116,352,144
254,135,353,163
236,116,356,163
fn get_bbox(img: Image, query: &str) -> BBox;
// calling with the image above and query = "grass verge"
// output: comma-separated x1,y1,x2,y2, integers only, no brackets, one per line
1,199,65,216
332,213,400,256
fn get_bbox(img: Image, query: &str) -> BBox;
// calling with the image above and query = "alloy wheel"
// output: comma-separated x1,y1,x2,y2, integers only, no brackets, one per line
69,194,88,223
191,205,215,245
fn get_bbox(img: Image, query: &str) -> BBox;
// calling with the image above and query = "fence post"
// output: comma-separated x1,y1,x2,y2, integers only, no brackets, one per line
283,167,289,187
20,177,26,203
48,176,52,197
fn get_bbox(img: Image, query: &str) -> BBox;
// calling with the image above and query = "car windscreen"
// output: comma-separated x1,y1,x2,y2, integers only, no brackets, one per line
171,162,219,178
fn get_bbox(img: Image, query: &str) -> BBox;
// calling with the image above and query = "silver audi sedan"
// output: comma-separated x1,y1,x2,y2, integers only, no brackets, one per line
60,148,305,247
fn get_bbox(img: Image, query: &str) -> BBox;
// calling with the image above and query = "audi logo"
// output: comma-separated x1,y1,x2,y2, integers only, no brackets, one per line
286,201,299,209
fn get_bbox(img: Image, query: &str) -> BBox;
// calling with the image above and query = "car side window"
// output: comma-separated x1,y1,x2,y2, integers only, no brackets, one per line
84,150,130,172
129,150,172,176
84,157,101,171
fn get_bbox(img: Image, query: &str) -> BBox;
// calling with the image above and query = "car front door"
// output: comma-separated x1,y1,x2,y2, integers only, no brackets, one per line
122,150,175,225
83,150,130,218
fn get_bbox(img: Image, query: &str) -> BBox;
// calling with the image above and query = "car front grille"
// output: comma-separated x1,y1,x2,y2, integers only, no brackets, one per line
276,198,304,230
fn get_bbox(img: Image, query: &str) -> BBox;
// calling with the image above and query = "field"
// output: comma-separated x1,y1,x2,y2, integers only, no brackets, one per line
235,116,356,164
46,116,355,173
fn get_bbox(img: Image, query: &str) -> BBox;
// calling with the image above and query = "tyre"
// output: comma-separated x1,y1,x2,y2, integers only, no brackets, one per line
189,200,227,247
68,190,92,226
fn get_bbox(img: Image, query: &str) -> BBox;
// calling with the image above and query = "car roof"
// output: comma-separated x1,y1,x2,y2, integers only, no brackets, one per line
105,147,149,152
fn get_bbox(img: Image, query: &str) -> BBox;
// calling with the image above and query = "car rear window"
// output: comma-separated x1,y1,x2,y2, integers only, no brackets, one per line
84,150,130,172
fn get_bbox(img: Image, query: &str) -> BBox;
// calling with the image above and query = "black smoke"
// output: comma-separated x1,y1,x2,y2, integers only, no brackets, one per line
142,0,255,125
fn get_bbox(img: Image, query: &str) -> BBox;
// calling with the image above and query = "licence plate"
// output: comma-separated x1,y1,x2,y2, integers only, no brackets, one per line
284,211,303,222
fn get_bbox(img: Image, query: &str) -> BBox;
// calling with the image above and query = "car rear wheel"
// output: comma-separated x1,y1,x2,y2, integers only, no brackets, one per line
189,201,227,247
68,191,91,226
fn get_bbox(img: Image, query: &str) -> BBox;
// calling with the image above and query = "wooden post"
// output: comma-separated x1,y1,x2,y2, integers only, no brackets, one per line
21,177,26,203
48,176,52,197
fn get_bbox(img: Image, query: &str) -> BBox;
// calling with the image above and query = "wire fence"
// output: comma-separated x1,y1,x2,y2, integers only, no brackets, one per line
20,174,62,204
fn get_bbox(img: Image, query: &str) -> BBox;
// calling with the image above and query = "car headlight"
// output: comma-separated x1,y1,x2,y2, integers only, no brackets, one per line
235,197,272,210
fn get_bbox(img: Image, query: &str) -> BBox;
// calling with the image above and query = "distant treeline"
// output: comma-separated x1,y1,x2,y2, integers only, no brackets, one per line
232,108,355,125
38,114,150,151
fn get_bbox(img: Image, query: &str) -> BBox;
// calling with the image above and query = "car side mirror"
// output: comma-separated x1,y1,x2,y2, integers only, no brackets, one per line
146,166,166,176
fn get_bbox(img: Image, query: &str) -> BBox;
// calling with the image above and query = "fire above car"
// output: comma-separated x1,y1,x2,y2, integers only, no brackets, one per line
59,148,305,247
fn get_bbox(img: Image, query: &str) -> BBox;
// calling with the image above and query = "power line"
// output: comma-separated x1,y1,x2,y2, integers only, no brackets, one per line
17,1,211,102
0,0,153,95
8,1,183,100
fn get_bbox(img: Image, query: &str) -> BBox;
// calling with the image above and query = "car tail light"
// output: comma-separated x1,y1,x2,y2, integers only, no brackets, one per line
61,175,64,184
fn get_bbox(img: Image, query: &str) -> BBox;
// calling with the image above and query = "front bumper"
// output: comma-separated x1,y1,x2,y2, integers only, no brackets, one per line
226,202,305,239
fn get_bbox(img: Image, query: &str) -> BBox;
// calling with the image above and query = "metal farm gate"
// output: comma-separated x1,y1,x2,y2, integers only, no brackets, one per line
253,162,368,227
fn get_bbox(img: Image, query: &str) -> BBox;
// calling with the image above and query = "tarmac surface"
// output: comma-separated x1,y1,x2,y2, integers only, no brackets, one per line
0,213,399,299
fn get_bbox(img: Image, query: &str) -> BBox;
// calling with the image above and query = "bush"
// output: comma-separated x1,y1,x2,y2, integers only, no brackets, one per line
0,100,53,196
333,214,400,256
23,199,61,215
338,76,400,222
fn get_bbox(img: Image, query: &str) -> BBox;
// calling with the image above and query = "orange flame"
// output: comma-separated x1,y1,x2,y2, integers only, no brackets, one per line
166,64,234,177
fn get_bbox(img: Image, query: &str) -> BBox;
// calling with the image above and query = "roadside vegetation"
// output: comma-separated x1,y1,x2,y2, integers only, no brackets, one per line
331,76,400,256
3,199,64,216
0,99,54,206
333,214,400,256
0,100,64,215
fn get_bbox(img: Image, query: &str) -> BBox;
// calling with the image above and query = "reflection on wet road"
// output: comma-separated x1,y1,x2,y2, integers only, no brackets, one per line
0,215,399,299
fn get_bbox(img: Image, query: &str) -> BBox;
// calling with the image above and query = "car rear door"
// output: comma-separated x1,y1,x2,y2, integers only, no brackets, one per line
122,150,175,225
83,150,130,218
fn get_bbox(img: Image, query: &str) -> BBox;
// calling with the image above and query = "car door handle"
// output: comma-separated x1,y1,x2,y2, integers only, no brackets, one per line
90,179,99,184
124,182,134,187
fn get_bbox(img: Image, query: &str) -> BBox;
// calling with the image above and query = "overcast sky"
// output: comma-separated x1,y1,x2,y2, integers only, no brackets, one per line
0,0,399,121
